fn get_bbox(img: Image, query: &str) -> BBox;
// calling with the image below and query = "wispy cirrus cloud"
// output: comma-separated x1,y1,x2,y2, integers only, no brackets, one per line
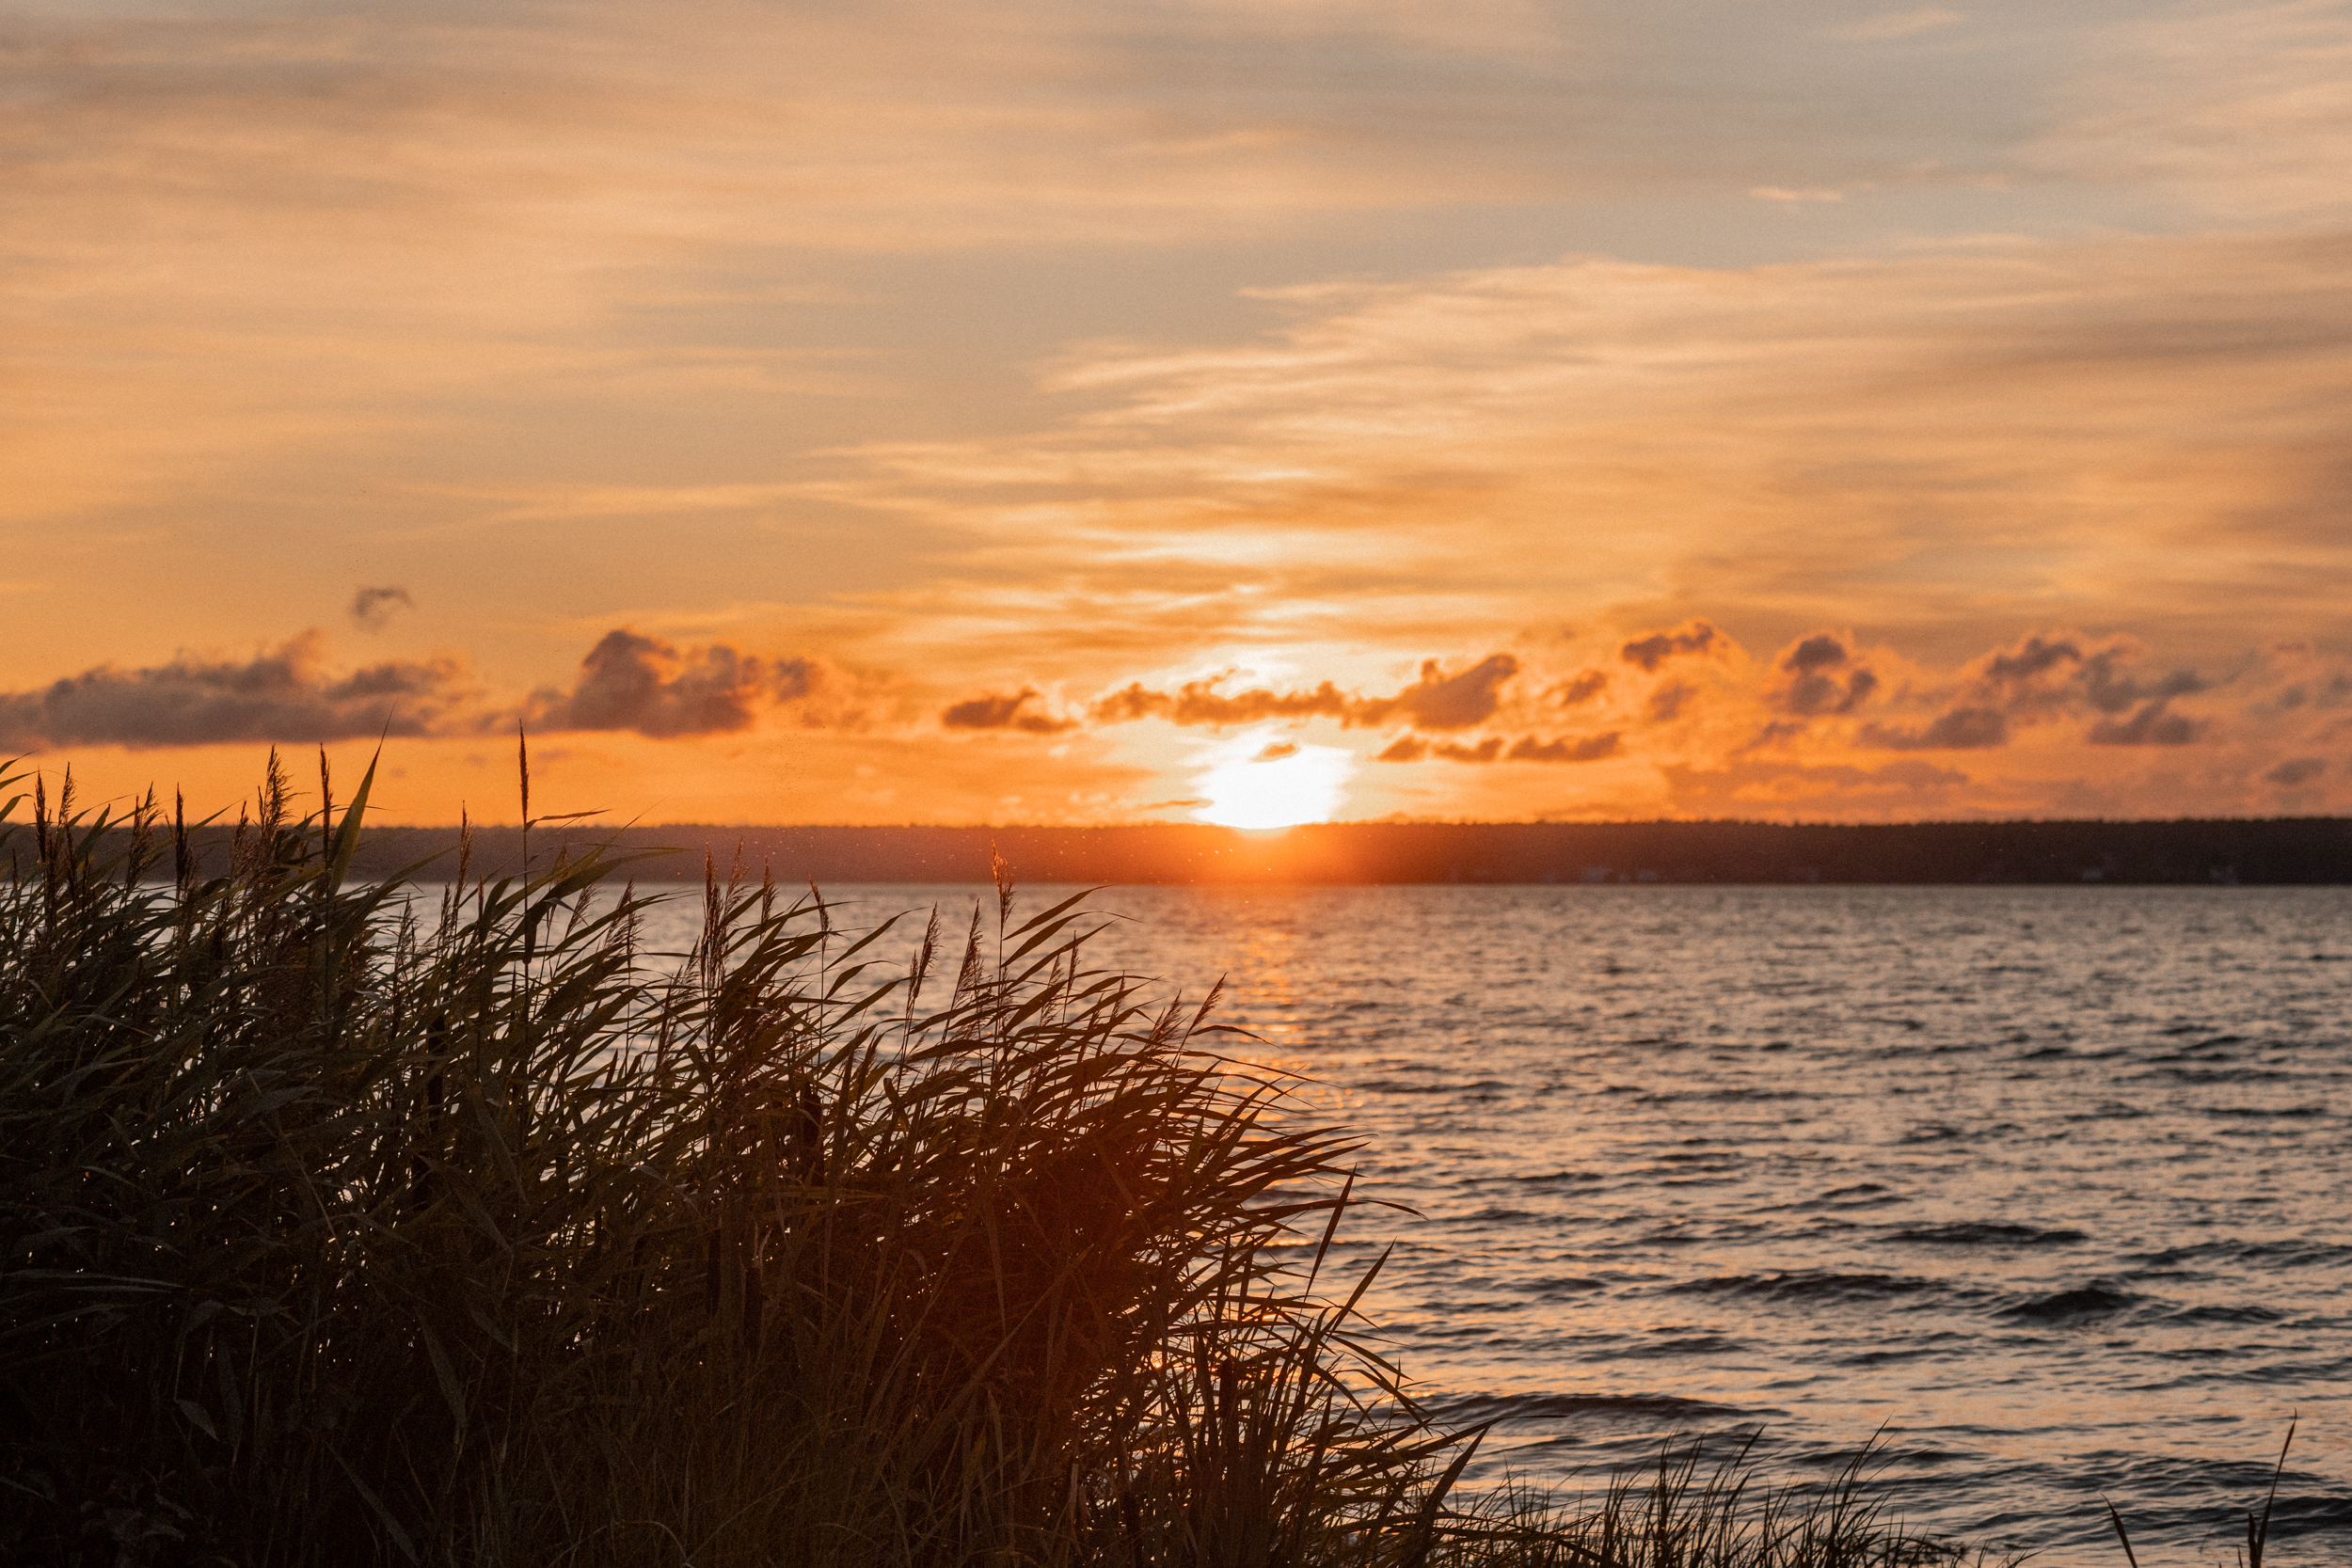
1821,9,1965,43
2037,0,2352,221
827,224,2352,691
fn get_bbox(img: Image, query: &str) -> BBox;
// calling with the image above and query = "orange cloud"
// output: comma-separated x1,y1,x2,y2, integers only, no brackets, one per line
522,630,819,739
814,225,2352,732
1772,635,1879,718
1856,632,2214,753
1375,731,1618,764
1076,654,1519,733
9,616,2352,825
1621,623,1721,673
940,689,1078,734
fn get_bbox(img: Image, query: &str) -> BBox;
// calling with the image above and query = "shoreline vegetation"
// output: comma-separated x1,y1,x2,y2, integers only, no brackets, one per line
5,752,2283,1566
56,817,2352,888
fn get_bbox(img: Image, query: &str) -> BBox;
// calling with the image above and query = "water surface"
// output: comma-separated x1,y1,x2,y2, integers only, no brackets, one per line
642,882,2352,1564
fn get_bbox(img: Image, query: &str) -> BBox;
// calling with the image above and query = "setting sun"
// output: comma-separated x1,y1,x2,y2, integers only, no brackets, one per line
1190,734,1356,830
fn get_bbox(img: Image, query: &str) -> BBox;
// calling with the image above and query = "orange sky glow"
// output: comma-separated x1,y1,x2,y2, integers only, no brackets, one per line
7,0,2352,826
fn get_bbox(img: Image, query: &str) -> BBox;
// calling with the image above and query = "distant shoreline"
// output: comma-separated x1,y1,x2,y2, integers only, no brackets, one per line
94,817,2352,885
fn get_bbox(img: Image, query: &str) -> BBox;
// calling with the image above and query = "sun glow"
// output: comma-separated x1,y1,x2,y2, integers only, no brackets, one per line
1189,732,1355,829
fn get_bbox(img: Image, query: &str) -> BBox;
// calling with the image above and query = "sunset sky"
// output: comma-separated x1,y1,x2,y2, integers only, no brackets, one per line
8,0,2352,826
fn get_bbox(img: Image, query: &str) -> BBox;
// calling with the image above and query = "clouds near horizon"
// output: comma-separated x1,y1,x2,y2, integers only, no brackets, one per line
0,629,837,752
1071,653,1521,735
7,613,2350,822
523,630,820,739
0,634,474,752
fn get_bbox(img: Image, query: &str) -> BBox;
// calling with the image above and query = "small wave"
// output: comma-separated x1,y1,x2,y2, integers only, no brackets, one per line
2236,1356,2352,1385
1886,1221,2089,1247
1818,1182,1895,1202
1637,1088,1808,1105
1665,1271,1940,1304
2156,1302,2287,1325
2129,1239,2352,1269
2272,1495,2352,1530
1999,1285,2136,1322
1429,1392,1750,1428
1406,1296,1520,1316
2151,1068,2298,1086
1601,1334,1743,1359
1835,1340,1965,1368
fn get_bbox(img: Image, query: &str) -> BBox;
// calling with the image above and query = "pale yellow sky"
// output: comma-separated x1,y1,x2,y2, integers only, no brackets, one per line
6,0,2351,825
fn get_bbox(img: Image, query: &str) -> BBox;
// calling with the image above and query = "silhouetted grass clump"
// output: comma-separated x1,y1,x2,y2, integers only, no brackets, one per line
2,753,1994,1568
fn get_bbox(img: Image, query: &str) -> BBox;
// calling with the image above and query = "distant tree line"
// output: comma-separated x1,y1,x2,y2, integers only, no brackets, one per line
98,817,2352,885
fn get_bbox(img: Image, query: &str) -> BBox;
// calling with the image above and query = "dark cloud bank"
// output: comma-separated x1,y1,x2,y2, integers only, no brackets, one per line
946,652,1617,765
0,628,821,752
524,630,816,739
1082,653,1523,733
938,623,2233,769
1859,633,2209,752
0,633,473,751
0,622,2242,777
1375,733,1620,765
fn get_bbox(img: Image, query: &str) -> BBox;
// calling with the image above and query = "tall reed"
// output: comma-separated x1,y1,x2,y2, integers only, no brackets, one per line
1,753,1993,1568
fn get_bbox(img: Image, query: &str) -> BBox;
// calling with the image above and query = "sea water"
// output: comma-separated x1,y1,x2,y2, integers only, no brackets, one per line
628,882,2352,1564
